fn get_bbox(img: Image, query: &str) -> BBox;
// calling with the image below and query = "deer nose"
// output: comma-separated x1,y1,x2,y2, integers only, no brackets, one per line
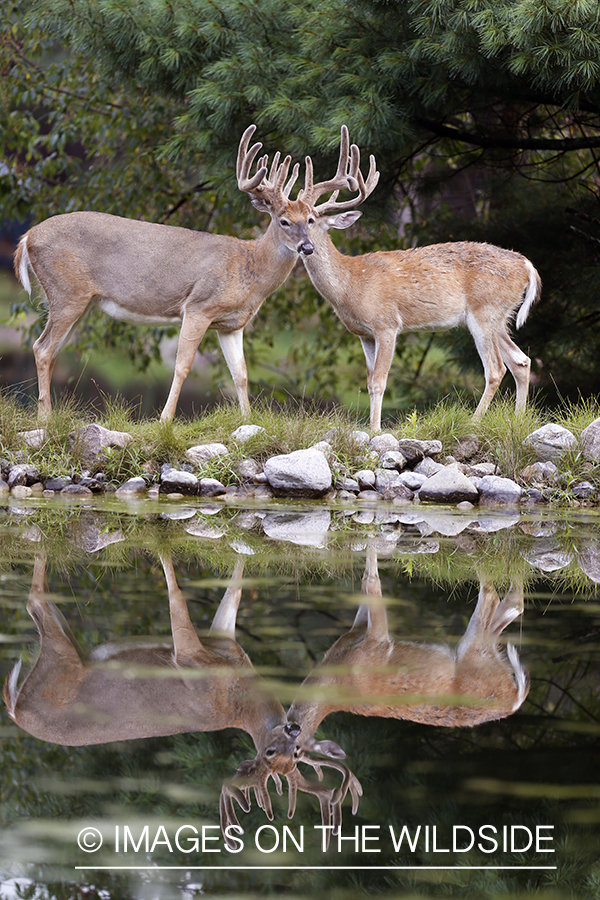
284,722,301,737
297,241,314,256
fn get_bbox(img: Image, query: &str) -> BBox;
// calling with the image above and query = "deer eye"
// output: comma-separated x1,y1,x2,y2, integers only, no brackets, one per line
280,218,291,227
265,748,276,758
308,217,315,225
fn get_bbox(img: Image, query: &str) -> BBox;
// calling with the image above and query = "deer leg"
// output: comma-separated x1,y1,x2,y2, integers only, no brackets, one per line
498,329,531,413
33,310,84,419
209,557,245,638
467,316,506,417
360,333,396,431
217,328,250,417
490,580,524,635
26,554,85,667
160,311,211,422
159,552,205,665
358,546,389,639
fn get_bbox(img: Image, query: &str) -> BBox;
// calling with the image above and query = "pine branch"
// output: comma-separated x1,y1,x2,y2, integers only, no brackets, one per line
416,118,600,152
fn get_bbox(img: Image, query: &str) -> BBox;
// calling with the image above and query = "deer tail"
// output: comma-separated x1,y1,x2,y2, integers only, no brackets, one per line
516,259,541,330
14,234,32,297
3,658,23,719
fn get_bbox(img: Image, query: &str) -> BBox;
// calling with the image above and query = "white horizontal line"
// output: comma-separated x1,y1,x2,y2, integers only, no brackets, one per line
75,865,558,871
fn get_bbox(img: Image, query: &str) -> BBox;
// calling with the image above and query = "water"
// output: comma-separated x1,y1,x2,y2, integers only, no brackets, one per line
1,496,599,899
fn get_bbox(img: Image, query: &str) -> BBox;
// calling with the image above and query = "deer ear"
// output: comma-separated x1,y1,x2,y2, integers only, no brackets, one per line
310,738,347,759
251,196,271,213
326,210,362,230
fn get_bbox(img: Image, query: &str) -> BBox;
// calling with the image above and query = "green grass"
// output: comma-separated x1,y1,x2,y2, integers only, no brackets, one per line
1,390,600,493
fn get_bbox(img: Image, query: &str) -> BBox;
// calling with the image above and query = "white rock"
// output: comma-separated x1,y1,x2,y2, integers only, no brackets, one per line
369,433,400,453
478,475,522,504
185,443,229,465
418,469,479,504
523,423,577,460
231,424,266,442
264,449,332,494
580,417,600,462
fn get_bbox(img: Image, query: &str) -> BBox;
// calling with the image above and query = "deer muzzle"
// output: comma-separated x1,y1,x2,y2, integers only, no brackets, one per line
297,241,314,256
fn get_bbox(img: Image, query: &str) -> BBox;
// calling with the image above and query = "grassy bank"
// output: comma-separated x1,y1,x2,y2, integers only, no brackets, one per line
1,391,600,495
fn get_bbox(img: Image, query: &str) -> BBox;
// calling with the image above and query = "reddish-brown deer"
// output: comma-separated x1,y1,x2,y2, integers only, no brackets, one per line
290,126,541,430
13,126,316,420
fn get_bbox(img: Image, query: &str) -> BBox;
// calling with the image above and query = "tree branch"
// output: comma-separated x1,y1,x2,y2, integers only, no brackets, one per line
416,118,600,151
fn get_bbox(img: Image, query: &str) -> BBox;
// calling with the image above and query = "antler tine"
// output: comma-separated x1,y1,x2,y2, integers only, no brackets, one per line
301,125,380,216
300,753,363,815
285,769,334,848
219,782,250,850
237,125,268,193
283,162,300,199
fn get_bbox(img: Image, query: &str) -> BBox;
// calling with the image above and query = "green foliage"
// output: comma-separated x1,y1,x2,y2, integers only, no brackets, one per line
4,0,600,411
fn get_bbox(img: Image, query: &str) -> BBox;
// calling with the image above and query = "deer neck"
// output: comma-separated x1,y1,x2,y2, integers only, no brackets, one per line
251,221,298,292
301,232,352,308
241,693,287,747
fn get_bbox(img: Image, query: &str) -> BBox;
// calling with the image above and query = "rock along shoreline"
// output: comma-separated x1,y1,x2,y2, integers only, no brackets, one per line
4,418,600,507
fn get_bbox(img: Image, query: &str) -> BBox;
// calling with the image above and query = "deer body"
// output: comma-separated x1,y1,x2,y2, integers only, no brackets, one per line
293,127,541,430
14,127,314,421
287,548,528,735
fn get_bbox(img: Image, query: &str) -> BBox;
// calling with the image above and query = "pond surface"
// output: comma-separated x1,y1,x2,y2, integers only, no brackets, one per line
1,496,599,899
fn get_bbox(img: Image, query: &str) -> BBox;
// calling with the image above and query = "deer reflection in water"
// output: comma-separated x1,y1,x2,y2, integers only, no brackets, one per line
4,548,528,846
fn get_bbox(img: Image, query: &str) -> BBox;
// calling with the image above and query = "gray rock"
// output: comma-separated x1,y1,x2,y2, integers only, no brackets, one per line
185,443,229,466
357,490,383,501
73,424,133,464
18,428,46,449
382,483,414,502
236,458,261,480
374,468,404,492
310,440,333,455
418,469,479,504
522,541,573,572
335,477,360,492
580,417,600,462
10,485,32,498
45,476,71,491
413,457,446,478
520,461,559,484
399,471,427,491
264,449,332,496
469,462,499,477
262,510,331,547
577,543,600,583
350,430,370,448
231,424,266,443
369,433,400,454
60,483,94,496
199,477,227,497
355,469,376,489
380,450,408,471
0,479,8,494
570,480,596,500
8,464,41,488
453,434,482,461
397,438,443,464
523,423,577,461
185,521,225,539
116,477,147,497
159,467,199,495
478,475,522,505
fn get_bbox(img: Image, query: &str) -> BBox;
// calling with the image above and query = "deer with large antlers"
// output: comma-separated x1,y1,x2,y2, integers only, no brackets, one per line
291,126,541,430
3,552,358,848
13,126,316,420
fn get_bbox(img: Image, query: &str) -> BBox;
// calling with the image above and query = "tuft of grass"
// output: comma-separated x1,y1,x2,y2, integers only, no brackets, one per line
471,399,544,479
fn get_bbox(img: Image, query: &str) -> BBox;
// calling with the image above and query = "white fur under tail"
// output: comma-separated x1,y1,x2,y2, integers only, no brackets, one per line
507,643,529,712
17,235,32,296
3,658,22,718
516,260,539,330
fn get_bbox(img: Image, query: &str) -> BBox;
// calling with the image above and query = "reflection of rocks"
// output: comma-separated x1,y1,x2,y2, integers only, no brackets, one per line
262,510,331,547
185,520,225,539
522,540,574,572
